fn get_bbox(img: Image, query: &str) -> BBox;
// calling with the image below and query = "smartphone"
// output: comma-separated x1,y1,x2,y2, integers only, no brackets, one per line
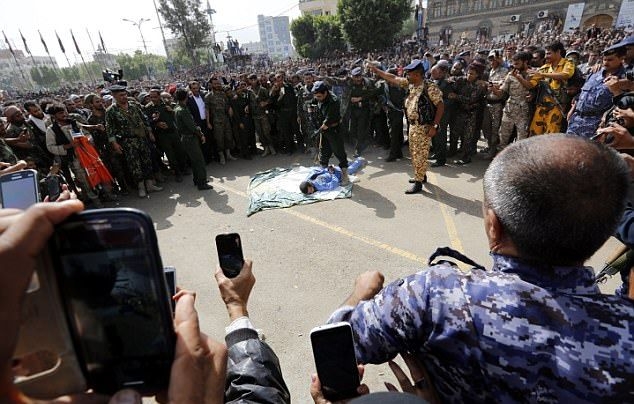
49,208,175,395
45,175,62,202
163,266,176,312
0,169,39,209
216,233,244,278
310,322,361,401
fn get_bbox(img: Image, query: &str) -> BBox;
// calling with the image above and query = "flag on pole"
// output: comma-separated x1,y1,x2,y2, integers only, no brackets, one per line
99,31,107,53
55,31,66,53
70,30,81,54
38,30,49,54
2,31,15,55
19,30,30,54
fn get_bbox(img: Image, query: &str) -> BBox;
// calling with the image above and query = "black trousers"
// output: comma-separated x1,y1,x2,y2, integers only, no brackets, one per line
387,109,404,158
319,128,348,169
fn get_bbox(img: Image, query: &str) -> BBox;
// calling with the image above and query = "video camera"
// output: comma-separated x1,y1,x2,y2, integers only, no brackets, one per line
102,68,124,83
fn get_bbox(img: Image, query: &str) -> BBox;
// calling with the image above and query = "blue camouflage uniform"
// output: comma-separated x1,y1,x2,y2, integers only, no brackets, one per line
328,253,634,403
567,67,626,138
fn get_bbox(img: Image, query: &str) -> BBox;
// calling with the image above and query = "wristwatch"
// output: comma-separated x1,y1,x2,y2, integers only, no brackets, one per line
432,123,440,129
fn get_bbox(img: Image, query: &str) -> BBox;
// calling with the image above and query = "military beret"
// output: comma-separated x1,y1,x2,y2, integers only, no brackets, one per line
403,59,424,72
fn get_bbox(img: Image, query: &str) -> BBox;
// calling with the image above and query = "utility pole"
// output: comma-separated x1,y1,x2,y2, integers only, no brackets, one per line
152,0,172,69
205,0,217,63
122,18,151,79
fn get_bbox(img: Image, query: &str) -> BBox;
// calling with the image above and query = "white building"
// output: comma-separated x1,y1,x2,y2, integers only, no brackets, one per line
0,48,59,88
298,0,338,16
242,41,265,54
257,15,295,59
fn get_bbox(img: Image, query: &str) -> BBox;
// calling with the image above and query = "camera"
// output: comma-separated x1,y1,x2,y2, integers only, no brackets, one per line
626,70,633,82
102,68,124,83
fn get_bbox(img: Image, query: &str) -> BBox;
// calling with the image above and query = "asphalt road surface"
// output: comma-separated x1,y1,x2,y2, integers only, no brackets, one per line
122,143,621,403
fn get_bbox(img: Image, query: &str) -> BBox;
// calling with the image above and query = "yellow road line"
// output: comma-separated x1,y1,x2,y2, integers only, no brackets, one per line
213,176,463,266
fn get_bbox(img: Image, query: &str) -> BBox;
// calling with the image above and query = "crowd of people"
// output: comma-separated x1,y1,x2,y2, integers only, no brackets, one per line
1,19,634,403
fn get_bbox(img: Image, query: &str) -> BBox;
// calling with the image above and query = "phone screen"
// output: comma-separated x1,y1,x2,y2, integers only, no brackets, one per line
0,170,39,209
216,233,244,278
52,210,174,394
311,323,360,401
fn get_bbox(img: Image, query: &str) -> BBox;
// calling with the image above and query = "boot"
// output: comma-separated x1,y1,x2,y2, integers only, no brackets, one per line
340,168,350,186
226,149,238,161
138,181,147,198
269,145,277,156
261,146,271,157
405,181,423,194
218,152,226,165
145,179,163,193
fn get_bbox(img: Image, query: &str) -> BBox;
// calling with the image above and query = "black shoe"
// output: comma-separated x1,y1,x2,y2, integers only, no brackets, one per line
447,148,458,157
197,183,214,190
431,161,446,167
453,158,471,165
408,175,427,184
405,181,423,194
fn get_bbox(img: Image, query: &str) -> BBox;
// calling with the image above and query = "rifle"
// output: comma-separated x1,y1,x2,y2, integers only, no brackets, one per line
595,243,633,284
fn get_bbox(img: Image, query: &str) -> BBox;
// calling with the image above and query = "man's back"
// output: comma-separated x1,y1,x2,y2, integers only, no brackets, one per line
329,256,634,403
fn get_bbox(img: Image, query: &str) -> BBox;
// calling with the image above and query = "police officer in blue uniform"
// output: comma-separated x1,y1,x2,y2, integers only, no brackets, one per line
325,134,634,403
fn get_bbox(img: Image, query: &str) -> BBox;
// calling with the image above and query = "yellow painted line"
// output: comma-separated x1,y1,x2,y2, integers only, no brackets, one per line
213,176,465,268
426,172,465,253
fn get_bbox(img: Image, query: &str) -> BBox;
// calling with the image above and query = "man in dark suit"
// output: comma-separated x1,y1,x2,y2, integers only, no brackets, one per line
186,80,214,163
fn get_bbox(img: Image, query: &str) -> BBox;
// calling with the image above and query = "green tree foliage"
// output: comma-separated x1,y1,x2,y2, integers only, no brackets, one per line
291,14,346,59
158,0,211,65
338,0,412,51
116,51,167,81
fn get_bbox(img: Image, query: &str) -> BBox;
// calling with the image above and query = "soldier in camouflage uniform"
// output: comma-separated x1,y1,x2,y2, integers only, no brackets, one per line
327,134,634,403
205,77,236,165
496,52,534,150
0,122,18,165
248,74,275,156
369,60,444,194
482,50,508,158
3,106,52,174
105,84,163,198
297,71,318,155
145,89,188,180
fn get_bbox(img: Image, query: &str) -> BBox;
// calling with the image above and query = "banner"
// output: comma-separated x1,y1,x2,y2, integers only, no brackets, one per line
2,31,15,55
563,3,585,32
39,30,49,54
617,0,634,28
19,30,30,54
70,30,81,54
55,31,66,53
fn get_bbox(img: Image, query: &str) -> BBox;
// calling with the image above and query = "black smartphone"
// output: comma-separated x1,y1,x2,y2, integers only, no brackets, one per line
164,266,176,313
310,322,361,401
49,208,175,395
216,233,244,278
0,169,39,209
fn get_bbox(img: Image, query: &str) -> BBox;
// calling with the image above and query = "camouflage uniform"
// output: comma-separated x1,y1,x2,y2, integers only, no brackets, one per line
145,101,187,173
204,91,235,151
87,111,129,191
251,84,273,147
174,104,208,187
483,66,508,153
105,103,153,184
451,77,487,160
567,67,625,138
498,71,532,149
402,80,443,182
0,137,17,164
297,84,317,150
328,253,634,403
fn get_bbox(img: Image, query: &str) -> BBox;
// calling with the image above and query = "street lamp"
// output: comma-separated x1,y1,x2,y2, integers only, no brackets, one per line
122,17,151,78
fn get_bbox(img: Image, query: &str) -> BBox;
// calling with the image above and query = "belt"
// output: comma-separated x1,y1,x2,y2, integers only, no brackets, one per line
575,110,602,117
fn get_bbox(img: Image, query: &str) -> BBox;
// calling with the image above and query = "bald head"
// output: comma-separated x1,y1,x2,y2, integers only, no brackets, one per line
484,135,629,265
3,106,24,124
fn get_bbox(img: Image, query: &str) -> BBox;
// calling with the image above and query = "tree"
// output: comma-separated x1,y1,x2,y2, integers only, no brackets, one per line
158,0,211,65
290,15,316,58
338,0,412,51
291,15,346,59
116,51,167,81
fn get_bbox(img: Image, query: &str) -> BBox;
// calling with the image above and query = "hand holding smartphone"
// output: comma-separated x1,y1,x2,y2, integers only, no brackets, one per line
0,169,39,209
310,322,361,401
216,233,244,278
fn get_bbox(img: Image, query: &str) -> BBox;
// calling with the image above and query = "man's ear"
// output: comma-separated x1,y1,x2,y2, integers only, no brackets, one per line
484,207,504,251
